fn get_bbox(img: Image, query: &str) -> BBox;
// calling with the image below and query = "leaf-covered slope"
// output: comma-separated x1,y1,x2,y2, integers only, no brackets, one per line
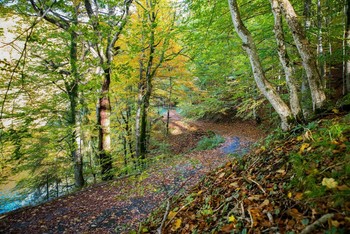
144,113,350,233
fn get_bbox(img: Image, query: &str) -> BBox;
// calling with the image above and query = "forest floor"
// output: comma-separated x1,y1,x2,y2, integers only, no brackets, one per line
0,110,265,233
143,112,350,233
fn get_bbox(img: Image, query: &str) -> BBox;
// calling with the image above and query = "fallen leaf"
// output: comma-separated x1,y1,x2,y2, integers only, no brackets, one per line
287,208,303,220
295,192,303,200
276,169,286,175
259,199,270,208
322,178,338,189
228,215,236,223
331,220,340,227
218,172,225,179
337,185,350,191
168,211,176,220
299,143,310,153
221,223,234,233
172,218,182,231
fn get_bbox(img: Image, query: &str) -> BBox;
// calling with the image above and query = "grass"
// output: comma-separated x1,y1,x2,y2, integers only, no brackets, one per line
194,134,225,151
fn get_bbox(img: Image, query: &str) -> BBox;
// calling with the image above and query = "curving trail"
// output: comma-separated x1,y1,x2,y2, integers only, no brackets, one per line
0,111,264,233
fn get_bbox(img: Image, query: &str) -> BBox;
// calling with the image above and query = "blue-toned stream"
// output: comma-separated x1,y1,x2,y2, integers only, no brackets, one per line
0,192,31,215
221,136,251,156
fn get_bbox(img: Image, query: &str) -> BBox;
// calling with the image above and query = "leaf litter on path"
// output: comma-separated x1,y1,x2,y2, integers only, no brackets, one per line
0,111,264,233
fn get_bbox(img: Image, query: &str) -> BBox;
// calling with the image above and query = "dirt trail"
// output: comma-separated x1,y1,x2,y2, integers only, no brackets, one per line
0,111,264,233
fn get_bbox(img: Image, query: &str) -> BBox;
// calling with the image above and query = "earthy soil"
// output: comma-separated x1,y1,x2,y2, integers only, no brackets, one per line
0,111,264,234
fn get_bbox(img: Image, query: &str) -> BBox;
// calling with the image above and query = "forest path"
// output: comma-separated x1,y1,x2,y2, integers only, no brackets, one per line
0,111,264,233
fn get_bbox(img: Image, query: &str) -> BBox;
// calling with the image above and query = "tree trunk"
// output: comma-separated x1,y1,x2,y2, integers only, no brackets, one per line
166,76,173,135
135,0,156,161
98,69,113,181
228,0,294,131
301,0,313,117
270,0,303,122
278,0,326,111
69,7,84,188
317,0,325,83
345,0,350,93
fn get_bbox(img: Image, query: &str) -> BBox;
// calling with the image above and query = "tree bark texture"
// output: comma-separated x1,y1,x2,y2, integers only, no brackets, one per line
84,0,133,180
270,0,302,121
346,0,350,93
135,0,156,162
228,0,294,131
317,0,325,82
98,69,113,180
69,7,84,188
278,0,326,110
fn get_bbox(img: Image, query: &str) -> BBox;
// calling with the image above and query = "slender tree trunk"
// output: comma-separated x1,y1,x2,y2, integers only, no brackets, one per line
136,0,156,161
228,0,294,131
302,0,312,117
317,0,325,83
69,7,84,188
278,0,326,111
270,0,303,122
345,0,350,93
84,0,133,179
166,77,172,135
98,69,113,180
135,59,144,162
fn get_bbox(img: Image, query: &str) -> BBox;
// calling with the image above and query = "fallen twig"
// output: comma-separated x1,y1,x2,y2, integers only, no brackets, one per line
157,200,170,234
300,213,334,234
247,177,266,195
248,209,254,229
241,202,245,218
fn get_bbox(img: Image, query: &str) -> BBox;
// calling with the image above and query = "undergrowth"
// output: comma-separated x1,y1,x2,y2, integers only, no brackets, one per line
194,134,225,151
140,113,350,233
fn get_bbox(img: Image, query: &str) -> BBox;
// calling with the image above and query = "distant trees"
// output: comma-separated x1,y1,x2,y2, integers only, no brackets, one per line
0,0,186,199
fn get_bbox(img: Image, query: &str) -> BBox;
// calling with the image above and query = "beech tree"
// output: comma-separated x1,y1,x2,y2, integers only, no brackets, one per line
345,0,350,93
277,0,326,111
28,0,85,187
228,0,294,130
270,0,302,121
83,0,133,180
132,0,179,162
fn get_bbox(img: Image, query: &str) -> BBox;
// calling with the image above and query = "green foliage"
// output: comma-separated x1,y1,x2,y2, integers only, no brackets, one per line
284,115,350,207
195,134,225,151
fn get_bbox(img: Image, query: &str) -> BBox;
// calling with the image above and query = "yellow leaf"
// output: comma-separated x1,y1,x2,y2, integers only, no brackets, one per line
331,220,340,227
299,143,310,153
332,108,339,114
260,199,270,208
197,190,204,195
288,192,292,198
168,211,176,220
296,136,303,141
172,218,182,231
228,215,236,223
229,182,239,187
218,172,226,179
276,169,286,175
322,178,338,189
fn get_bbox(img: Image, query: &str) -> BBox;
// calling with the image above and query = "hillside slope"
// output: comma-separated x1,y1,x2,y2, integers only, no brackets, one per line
143,113,350,233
